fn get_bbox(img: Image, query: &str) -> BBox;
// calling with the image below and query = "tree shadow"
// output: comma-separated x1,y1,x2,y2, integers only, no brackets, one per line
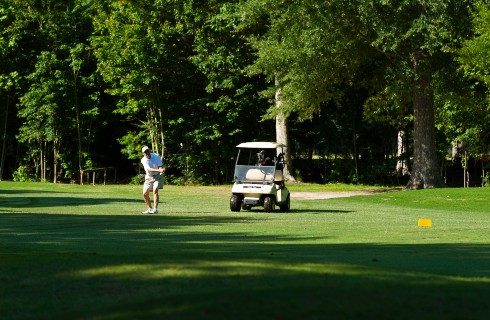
0,213,488,320
288,208,353,214
244,209,352,214
0,189,68,195
0,195,140,209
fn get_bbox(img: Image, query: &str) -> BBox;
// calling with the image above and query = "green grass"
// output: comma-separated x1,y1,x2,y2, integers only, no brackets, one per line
0,181,489,320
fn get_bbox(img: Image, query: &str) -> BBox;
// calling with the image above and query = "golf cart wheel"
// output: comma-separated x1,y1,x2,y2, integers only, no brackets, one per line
279,194,290,212
230,194,242,212
263,196,275,212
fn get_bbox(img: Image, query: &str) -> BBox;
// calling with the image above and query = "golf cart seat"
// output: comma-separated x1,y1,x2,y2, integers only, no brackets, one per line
246,168,269,181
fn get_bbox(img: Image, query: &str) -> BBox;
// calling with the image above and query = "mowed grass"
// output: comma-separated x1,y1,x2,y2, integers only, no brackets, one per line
0,181,489,320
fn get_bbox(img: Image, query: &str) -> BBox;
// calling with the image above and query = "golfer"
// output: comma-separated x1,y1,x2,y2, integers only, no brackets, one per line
140,146,165,214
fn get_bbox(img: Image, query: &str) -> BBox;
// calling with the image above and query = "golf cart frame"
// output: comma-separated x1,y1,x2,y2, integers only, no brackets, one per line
230,142,290,212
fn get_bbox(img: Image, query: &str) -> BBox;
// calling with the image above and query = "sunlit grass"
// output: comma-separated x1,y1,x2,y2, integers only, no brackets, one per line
72,260,490,283
287,182,396,192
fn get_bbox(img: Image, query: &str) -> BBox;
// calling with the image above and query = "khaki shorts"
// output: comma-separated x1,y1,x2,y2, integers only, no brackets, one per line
143,174,164,193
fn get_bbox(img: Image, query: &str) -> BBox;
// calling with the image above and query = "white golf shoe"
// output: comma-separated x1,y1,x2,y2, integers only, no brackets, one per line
142,208,153,214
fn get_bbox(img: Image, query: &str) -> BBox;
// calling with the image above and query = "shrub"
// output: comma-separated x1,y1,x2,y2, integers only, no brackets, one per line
12,166,36,182
483,172,490,187
129,173,145,185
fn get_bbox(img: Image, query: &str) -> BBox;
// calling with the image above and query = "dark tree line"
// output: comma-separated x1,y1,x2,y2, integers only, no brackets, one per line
1,0,489,187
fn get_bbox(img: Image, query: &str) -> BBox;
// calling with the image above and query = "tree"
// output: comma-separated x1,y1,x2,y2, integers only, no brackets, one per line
92,0,190,160
274,84,294,179
358,1,476,188
2,0,484,185
0,72,19,180
456,2,490,186
93,1,272,184
459,2,490,87
0,0,40,180
187,1,273,183
238,0,365,180
241,0,475,189
18,52,65,181
14,0,101,182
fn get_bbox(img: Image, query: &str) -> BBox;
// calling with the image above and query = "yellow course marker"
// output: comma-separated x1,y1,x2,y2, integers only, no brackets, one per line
418,218,432,227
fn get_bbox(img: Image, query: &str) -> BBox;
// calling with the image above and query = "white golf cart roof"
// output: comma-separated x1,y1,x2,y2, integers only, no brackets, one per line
236,142,286,149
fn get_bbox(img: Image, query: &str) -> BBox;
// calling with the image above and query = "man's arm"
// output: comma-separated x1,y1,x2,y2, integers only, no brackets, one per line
146,167,164,173
142,157,164,174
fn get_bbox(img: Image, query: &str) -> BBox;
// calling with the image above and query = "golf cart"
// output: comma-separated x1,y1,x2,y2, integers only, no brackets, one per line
230,142,290,212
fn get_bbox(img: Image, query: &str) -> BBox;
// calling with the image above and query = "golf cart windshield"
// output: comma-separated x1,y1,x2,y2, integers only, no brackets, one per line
234,148,277,184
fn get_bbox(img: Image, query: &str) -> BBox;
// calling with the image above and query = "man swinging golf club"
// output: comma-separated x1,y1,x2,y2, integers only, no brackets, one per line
141,146,165,214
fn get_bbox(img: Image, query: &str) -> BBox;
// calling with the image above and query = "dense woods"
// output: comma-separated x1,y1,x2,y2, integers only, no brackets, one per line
1,0,489,187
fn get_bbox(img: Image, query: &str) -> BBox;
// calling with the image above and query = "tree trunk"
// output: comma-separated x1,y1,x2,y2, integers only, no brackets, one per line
406,54,444,189
451,140,461,163
482,159,486,187
463,151,468,187
40,141,47,181
39,143,42,180
274,82,295,181
352,128,359,183
53,140,58,183
0,95,9,181
159,108,165,158
148,107,160,156
396,130,409,176
74,79,82,184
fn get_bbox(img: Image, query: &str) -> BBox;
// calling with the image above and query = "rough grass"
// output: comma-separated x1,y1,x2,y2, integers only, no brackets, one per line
0,182,489,320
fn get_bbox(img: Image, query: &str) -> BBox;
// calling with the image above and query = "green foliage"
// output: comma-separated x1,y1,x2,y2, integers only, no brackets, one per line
239,0,478,188
3,0,105,181
1,0,488,186
456,2,490,159
92,0,202,175
129,173,145,185
240,0,366,119
459,2,490,86
90,0,274,184
188,1,270,138
118,131,148,161
434,76,490,162
12,165,35,182
483,172,490,187
18,51,64,144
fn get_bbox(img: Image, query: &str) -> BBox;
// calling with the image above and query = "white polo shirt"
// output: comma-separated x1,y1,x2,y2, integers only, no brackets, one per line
141,153,163,178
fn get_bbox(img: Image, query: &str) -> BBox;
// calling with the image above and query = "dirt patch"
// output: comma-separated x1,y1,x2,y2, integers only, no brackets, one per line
291,191,376,200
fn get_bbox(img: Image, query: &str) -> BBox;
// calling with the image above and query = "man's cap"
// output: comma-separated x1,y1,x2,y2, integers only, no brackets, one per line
142,146,150,154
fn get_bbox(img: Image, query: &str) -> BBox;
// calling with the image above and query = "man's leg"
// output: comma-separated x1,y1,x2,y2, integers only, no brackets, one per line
152,176,163,212
142,179,153,213
153,188,159,211
143,190,152,208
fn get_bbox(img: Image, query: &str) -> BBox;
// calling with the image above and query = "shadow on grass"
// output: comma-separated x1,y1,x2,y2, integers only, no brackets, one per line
289,208,352,214
0,213,489,320
0,195,140,209
244,209,352,214
0,189,69,195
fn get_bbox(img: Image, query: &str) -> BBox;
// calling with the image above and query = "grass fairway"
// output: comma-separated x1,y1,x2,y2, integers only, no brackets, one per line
1,182,489,320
